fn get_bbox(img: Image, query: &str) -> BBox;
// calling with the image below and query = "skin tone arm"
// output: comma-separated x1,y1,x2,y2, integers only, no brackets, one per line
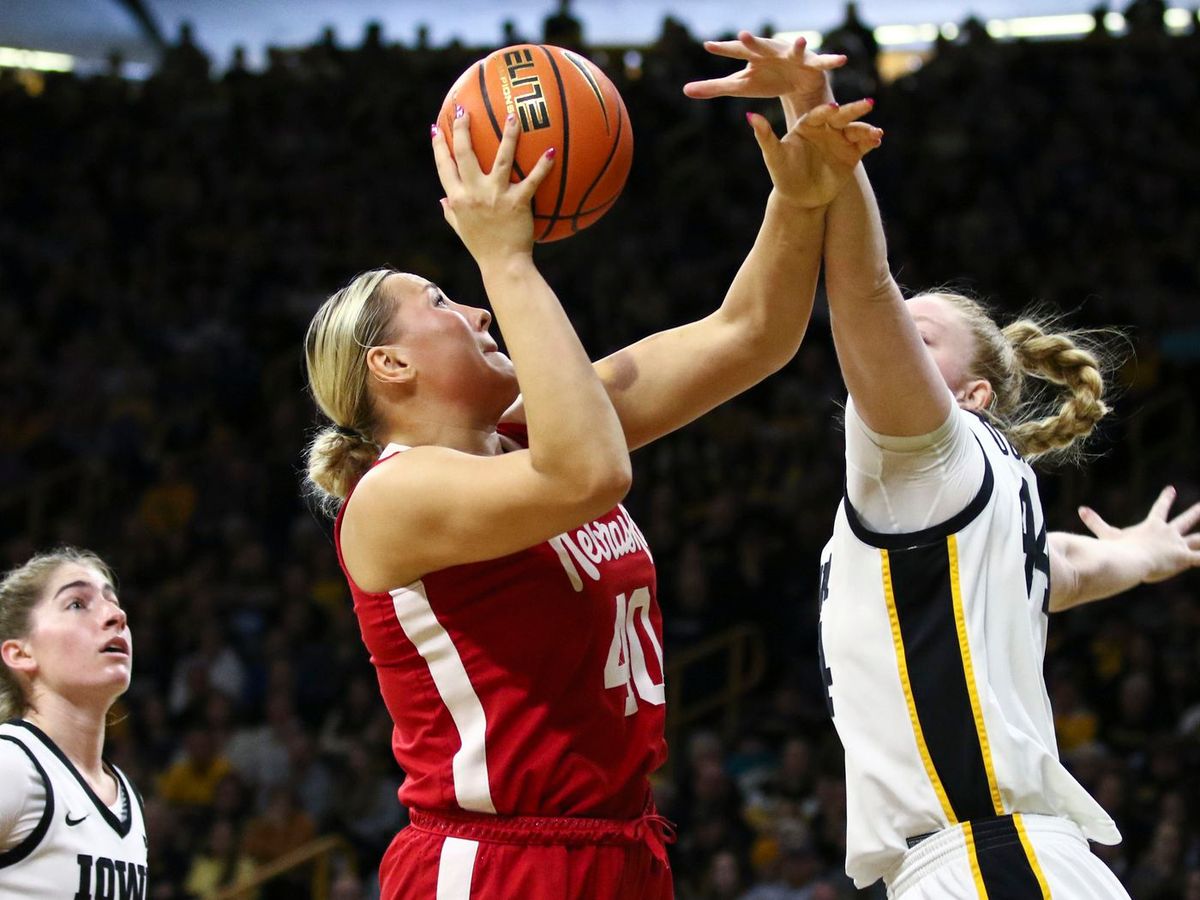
1048,486,1200,611
686,33,952,438
342,113,631,589
505,68,883,451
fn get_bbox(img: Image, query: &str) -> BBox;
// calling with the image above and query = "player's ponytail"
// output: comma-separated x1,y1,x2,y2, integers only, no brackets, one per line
304,268,397,517
929,292,1117,464
1000,320,1110,459
0,548,115,719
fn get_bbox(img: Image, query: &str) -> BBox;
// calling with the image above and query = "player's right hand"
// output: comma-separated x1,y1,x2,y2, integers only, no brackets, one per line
432,108,556,265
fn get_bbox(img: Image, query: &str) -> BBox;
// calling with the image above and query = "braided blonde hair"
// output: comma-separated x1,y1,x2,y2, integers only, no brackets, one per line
928,292,1114,462
304,268,398,517
0,548,115,719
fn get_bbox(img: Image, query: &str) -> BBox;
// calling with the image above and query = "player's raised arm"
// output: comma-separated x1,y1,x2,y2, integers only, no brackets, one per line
306,111,630,590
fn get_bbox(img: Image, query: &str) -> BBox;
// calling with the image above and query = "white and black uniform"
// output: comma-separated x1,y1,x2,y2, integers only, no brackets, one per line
0,719,148,899
817,400,1127,897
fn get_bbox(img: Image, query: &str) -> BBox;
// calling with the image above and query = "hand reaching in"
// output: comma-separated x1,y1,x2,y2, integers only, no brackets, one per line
1078,486,1200,585
683,31,844,105
748,99,882,209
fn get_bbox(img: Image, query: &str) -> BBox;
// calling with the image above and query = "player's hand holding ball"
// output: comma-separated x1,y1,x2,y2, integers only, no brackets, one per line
431,108,556,265
437,44,633,242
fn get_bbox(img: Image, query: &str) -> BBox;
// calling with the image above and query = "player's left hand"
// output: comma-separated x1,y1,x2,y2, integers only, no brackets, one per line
749,99,882,209
683,32,843,108
1078,485,1200,584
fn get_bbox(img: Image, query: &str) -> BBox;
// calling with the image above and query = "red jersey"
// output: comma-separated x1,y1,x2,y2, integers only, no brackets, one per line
334,434,666,820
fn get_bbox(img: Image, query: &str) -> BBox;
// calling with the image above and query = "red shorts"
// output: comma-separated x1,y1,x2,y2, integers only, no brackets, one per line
378,806,675,899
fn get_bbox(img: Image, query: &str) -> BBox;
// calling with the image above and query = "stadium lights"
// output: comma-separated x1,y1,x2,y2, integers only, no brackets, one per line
0,46,74,72
778,6,1192,48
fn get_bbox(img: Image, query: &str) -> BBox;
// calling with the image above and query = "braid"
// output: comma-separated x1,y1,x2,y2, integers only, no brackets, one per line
1000,319,1109,460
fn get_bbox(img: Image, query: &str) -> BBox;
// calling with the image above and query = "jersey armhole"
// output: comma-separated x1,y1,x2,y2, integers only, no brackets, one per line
0,735,54,869
842,435,995,549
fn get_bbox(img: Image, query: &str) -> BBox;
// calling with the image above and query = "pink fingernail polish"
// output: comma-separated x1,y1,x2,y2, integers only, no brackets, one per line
545,147,556,159
829,102,840,109
455,104,465,119
745,111,755,124
430,124,439,138
866,97,876,106
506,113,516,123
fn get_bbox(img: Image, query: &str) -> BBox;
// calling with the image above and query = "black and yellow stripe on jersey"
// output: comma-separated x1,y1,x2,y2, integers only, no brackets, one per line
844,452,1051,898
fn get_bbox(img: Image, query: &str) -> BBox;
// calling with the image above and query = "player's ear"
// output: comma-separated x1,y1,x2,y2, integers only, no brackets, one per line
957,378,994,412
366,346,416,386
1,638,36,676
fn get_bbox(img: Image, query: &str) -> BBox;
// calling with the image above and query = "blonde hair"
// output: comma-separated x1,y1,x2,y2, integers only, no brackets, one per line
304,268,398,516
927,291,1114,462
0,548,115,720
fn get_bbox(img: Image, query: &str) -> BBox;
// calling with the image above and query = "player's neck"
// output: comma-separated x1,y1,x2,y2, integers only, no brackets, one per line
381,417,505,457
25,696,108,785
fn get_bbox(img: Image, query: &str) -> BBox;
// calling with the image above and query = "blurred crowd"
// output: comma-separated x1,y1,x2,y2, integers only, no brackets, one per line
1,1,1198,897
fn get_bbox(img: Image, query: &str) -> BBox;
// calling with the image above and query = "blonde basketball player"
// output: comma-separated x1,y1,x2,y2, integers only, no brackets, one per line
303,104,879,898
686,32,1200,899
0,548,148,899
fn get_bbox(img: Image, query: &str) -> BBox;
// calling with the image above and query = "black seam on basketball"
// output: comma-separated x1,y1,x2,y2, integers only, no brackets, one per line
571,101,624,230
533,194,614,220
562,50,609,133
537,45,570,241
477,61,526,180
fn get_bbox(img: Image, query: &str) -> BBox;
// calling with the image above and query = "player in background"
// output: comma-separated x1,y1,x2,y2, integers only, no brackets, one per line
302,100,879,898
686,32,1200,898
0,548,148,899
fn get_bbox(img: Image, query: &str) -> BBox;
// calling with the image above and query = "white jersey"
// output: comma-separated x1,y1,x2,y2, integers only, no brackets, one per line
0,720,148,899
818,407,1120,888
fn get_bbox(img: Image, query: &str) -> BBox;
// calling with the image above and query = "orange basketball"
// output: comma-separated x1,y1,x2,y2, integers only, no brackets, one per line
437,44,633,243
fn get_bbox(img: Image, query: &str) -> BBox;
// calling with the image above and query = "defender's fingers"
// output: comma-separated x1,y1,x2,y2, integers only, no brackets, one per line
683,76,745,99
737,31,783,55
813,52,850,70
512,146,557,202
431,123,463,193
701,38,755,60
1169,499,1200,534
1077,505,1118,539
1149,485,1177,521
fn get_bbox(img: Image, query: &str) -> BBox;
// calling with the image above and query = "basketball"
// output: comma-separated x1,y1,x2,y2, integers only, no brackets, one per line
437,44,633,243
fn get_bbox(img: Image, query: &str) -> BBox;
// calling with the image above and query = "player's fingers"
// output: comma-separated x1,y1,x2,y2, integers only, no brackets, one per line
431,123,463,193
683,76,745,100
512,146,557,201
1185,533,1200,551
701,39,754,60
1077,505,1118,539
746,110,780,158
450,106,483,181
490,113,519,180
843,122,885,154
1169,499,1200,534
827,98,876,128
813,52,850,70
1149,485,1177,520
799,102,837,129
737,31,783,56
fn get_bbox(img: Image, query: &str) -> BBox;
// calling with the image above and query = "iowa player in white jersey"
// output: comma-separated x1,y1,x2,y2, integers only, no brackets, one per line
0,548,148,899
686,32,1200,899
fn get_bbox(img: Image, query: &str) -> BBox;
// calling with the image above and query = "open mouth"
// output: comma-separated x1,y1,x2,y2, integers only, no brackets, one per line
101,638,129,656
